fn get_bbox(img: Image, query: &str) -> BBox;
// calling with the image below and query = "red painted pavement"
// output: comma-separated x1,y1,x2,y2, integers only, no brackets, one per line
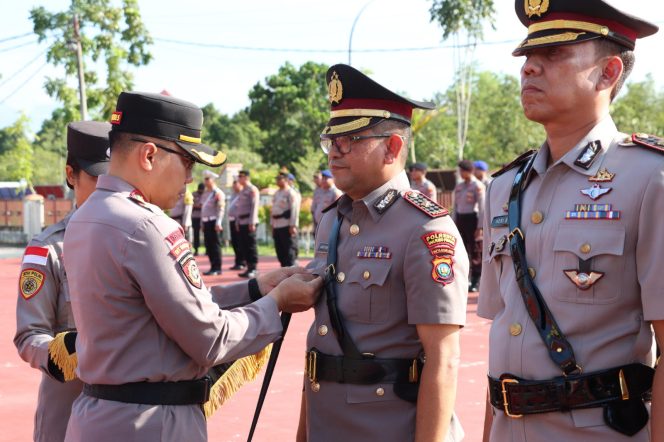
0,253,489,441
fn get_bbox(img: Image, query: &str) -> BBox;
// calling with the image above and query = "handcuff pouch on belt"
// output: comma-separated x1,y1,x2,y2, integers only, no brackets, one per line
312,214,422,403
502,153,653,436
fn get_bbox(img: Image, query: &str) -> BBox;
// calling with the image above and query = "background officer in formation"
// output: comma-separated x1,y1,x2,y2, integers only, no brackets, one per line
479,1,661,441
270,172,301,267
453,159,485,292
200,169,224,275
298,64,468,442
190,182,204,256
408,162,437,200
62,91,321,442
227,178,246,270
235,170,260,278
169,187,193,238
14,121,110,442
310,169,342,234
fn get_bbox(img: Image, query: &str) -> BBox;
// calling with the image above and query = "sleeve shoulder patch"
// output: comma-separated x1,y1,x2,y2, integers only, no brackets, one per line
20,268,46,299
164,228,202,289
629,133,664,155
402,190,448,218
22,245,50,266
421,232,456,285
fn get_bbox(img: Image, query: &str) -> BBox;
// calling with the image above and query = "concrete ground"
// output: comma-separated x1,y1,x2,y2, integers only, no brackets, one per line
0,251,489,441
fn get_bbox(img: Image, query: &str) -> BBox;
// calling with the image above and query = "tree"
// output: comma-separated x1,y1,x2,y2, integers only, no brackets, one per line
247,61,329,168
201,104,265,152
429,0,496,160
611,75,664,135
0,116,34,182
30,0,152,120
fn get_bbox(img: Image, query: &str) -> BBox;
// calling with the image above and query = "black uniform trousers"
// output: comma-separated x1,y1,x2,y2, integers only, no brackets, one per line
456,212,481,284
192,216,201,253
229,220,244,267
238,223,258,270
203,220,222,272
273,226,297,267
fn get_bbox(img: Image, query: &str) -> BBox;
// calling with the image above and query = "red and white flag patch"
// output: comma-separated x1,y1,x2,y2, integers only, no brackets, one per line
23,246,49,266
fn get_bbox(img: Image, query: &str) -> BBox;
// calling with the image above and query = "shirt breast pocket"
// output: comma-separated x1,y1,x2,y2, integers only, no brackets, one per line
552,224,625,304
345,260,392,324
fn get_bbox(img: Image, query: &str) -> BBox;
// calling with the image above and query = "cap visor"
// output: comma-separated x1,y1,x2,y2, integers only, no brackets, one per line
321,116,387,138
512,31,601,56
175,140,227,167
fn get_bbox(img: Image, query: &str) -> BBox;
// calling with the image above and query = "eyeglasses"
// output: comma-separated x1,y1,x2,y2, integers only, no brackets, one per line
131,138,195,171
320,134,396,155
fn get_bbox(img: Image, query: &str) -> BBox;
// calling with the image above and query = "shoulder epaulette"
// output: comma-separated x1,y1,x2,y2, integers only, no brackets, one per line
128,190,161,214
625,133,664,155
321,196,341,214
491,149,537,178
402,190,448,218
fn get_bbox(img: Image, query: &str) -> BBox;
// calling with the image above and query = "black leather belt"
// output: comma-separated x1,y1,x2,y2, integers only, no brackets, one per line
238,214,250,219
83,378,211,406
305,349,421,385
488,363,654,418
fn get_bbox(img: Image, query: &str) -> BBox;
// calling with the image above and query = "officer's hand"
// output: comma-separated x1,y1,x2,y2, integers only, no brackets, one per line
249,224,257,233
215,224,222,233
257,266,309,295
268,273,323,313
289,226,298,237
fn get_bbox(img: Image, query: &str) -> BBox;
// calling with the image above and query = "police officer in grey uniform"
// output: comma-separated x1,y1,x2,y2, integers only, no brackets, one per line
62,92,321,442
271,172,301,267
311,169,342,232
235,170,260,278
480,2,661,441
200,169,225,275
409,162,437,200
14,121,110,442
298,64,468,442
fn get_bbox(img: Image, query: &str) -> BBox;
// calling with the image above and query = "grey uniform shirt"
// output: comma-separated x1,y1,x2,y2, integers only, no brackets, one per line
270,187,300,229
14,211,83,442
411,178,437,200
62,175,282,442
479,117,663,441
453,176,485,221
235,183,259,226
304,171,468,442
201,186,225,228
312,186,343,226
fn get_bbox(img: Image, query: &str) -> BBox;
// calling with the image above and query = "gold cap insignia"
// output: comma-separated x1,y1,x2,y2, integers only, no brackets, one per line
525,0,550,18
589,168,615,182
328,71,343,104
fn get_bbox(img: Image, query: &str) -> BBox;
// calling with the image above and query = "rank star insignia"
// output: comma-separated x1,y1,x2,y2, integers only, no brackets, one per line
580,183,612,200
563,270,604,290
588,168,615,182
525,0,549,18
328,71,343,104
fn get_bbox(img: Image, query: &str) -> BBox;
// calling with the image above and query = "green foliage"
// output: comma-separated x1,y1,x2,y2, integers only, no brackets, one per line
0,116,34,182
30,0,152,119
429,0,496,40
201,105,265,151
247,61,329,167
251,169,279,190
611,75,664,135
290,147,326,194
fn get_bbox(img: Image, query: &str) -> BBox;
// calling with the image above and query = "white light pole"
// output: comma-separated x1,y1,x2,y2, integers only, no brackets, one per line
348,0,375,65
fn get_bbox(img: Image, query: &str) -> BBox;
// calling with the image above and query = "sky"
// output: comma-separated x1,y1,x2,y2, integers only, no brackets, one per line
0,0,663,132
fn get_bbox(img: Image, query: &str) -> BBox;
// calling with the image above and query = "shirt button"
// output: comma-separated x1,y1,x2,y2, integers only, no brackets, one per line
317,325,328,336
311,382,320,393
531,211,544,224
528,267,536,279
580,243,591,254
337,272,346,283
350,224,360,235
509,323,522,336
375,387,385,396
363,270,371,280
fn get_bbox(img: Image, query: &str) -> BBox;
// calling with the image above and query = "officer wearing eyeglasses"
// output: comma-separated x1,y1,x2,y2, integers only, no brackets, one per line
298,64,468,442
62,91,322,441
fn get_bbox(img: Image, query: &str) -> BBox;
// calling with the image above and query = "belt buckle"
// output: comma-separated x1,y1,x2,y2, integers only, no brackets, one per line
507,228,524,242
500,378,523,418
306,351,318,383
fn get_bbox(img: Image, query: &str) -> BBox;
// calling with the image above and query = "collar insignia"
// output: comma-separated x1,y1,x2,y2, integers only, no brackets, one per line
574,140,601,170
580,184,611,200
588,168,615,182
373,189,400,214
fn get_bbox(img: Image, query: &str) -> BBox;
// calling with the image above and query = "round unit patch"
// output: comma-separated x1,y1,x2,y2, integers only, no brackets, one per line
20,269,46,300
